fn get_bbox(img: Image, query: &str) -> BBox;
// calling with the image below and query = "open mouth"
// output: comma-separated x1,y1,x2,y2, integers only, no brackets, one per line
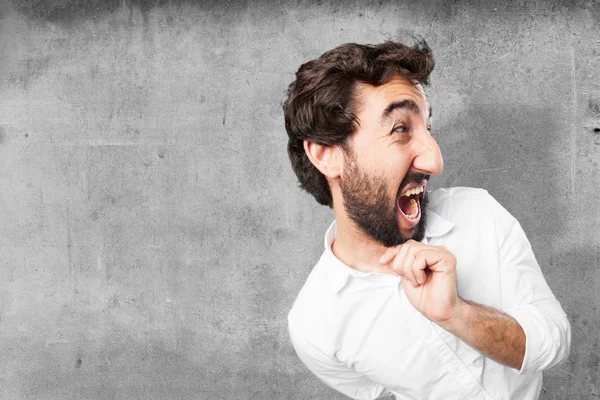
397,182,426,223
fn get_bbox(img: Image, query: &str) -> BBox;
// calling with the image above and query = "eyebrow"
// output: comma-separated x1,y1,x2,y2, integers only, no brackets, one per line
380,99,421,123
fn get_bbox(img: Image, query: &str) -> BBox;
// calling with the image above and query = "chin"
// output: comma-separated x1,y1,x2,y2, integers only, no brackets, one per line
398,212,427,244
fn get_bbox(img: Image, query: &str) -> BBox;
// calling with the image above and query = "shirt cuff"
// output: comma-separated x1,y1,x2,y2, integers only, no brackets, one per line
506,304,567,374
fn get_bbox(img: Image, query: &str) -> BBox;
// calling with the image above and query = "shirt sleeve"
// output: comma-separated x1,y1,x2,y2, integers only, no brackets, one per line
487,193,571,374
288,320,395,400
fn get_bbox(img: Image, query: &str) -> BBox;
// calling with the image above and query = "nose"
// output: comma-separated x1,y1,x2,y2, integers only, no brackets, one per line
411,127,443,176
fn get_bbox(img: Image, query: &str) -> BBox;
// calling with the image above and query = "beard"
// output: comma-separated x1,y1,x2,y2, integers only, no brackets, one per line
339,152,429,247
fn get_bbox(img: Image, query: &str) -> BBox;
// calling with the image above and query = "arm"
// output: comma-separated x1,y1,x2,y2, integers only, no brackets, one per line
380,197,571,374
489,196,571,373
440,298,525,370
379,242,526,369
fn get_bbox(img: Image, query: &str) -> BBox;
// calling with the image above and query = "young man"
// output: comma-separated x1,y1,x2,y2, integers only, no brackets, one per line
283,41,571,399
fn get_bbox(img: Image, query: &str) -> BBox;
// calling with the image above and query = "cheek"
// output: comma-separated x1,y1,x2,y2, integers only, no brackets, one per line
360,150,395,175
356,142,413,181
389,146,414,169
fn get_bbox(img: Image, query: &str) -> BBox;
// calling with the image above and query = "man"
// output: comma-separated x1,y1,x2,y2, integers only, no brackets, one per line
283,40,571,400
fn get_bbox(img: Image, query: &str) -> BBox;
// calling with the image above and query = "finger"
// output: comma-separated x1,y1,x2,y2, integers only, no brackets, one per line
401,240,427,282
400,276,416,293
403,248,421,287
388,242,410,274
404,244,429,286
379,245,401,264
415,248,455,273
392,242,420,287
411,250,428,285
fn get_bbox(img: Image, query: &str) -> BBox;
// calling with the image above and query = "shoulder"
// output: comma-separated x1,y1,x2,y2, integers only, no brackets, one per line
429,186,491,207
428,186,502,219
428,186,520,244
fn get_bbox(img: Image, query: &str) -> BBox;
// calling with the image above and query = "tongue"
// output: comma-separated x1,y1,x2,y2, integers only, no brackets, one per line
399,194,419,217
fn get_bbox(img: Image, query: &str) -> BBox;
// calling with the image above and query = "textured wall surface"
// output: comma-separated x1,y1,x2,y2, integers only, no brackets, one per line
0,0,598,399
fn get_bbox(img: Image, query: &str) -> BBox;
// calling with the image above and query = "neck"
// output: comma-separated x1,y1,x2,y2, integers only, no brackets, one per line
331,208,395,275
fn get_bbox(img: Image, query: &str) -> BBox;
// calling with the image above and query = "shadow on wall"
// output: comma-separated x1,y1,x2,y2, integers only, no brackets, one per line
440,102,567,236
542,245,600,398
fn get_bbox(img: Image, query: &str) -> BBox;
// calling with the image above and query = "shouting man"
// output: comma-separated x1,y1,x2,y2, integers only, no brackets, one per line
284,40,570,399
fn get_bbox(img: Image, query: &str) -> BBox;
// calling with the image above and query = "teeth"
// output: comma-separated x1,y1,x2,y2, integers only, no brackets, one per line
402,185,425,197
406,199,419,219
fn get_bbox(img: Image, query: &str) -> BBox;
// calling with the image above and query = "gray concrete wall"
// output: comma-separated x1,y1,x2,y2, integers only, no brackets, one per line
0,0,598,398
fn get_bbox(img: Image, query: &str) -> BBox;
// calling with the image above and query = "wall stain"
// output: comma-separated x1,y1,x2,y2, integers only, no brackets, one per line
589,96,600,115
18,335,207,398
0,126,5,145
9,0,599,28
8,56,51,89
10,0,253,25
10,0,121,22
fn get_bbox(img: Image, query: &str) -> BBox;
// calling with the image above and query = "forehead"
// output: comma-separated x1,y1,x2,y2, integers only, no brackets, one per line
354,75,430,123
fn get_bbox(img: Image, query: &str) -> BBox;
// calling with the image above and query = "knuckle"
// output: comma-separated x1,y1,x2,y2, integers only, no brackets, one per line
444,257,456,270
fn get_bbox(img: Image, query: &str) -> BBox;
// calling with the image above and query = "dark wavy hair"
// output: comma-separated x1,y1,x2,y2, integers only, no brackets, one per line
283,40,435,207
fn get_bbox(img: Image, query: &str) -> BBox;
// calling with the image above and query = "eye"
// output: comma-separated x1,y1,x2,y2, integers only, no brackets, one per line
393,125,408,134
426,117,433,132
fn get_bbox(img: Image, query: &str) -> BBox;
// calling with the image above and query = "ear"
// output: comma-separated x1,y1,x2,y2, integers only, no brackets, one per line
303,140,343,179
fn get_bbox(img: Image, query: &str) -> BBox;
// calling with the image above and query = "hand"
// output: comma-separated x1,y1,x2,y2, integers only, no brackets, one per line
379,240,462,326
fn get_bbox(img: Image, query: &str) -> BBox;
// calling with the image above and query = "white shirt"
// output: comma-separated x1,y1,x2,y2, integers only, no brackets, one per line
288,187,571,400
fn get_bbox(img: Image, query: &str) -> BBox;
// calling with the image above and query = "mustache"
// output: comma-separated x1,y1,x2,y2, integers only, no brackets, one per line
402,173,430,186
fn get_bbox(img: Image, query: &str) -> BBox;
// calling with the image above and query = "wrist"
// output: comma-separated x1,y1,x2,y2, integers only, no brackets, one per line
438,297,470,334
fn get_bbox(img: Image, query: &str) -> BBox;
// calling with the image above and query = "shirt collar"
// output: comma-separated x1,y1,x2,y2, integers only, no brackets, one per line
424,209,455,239
322,210,454,294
